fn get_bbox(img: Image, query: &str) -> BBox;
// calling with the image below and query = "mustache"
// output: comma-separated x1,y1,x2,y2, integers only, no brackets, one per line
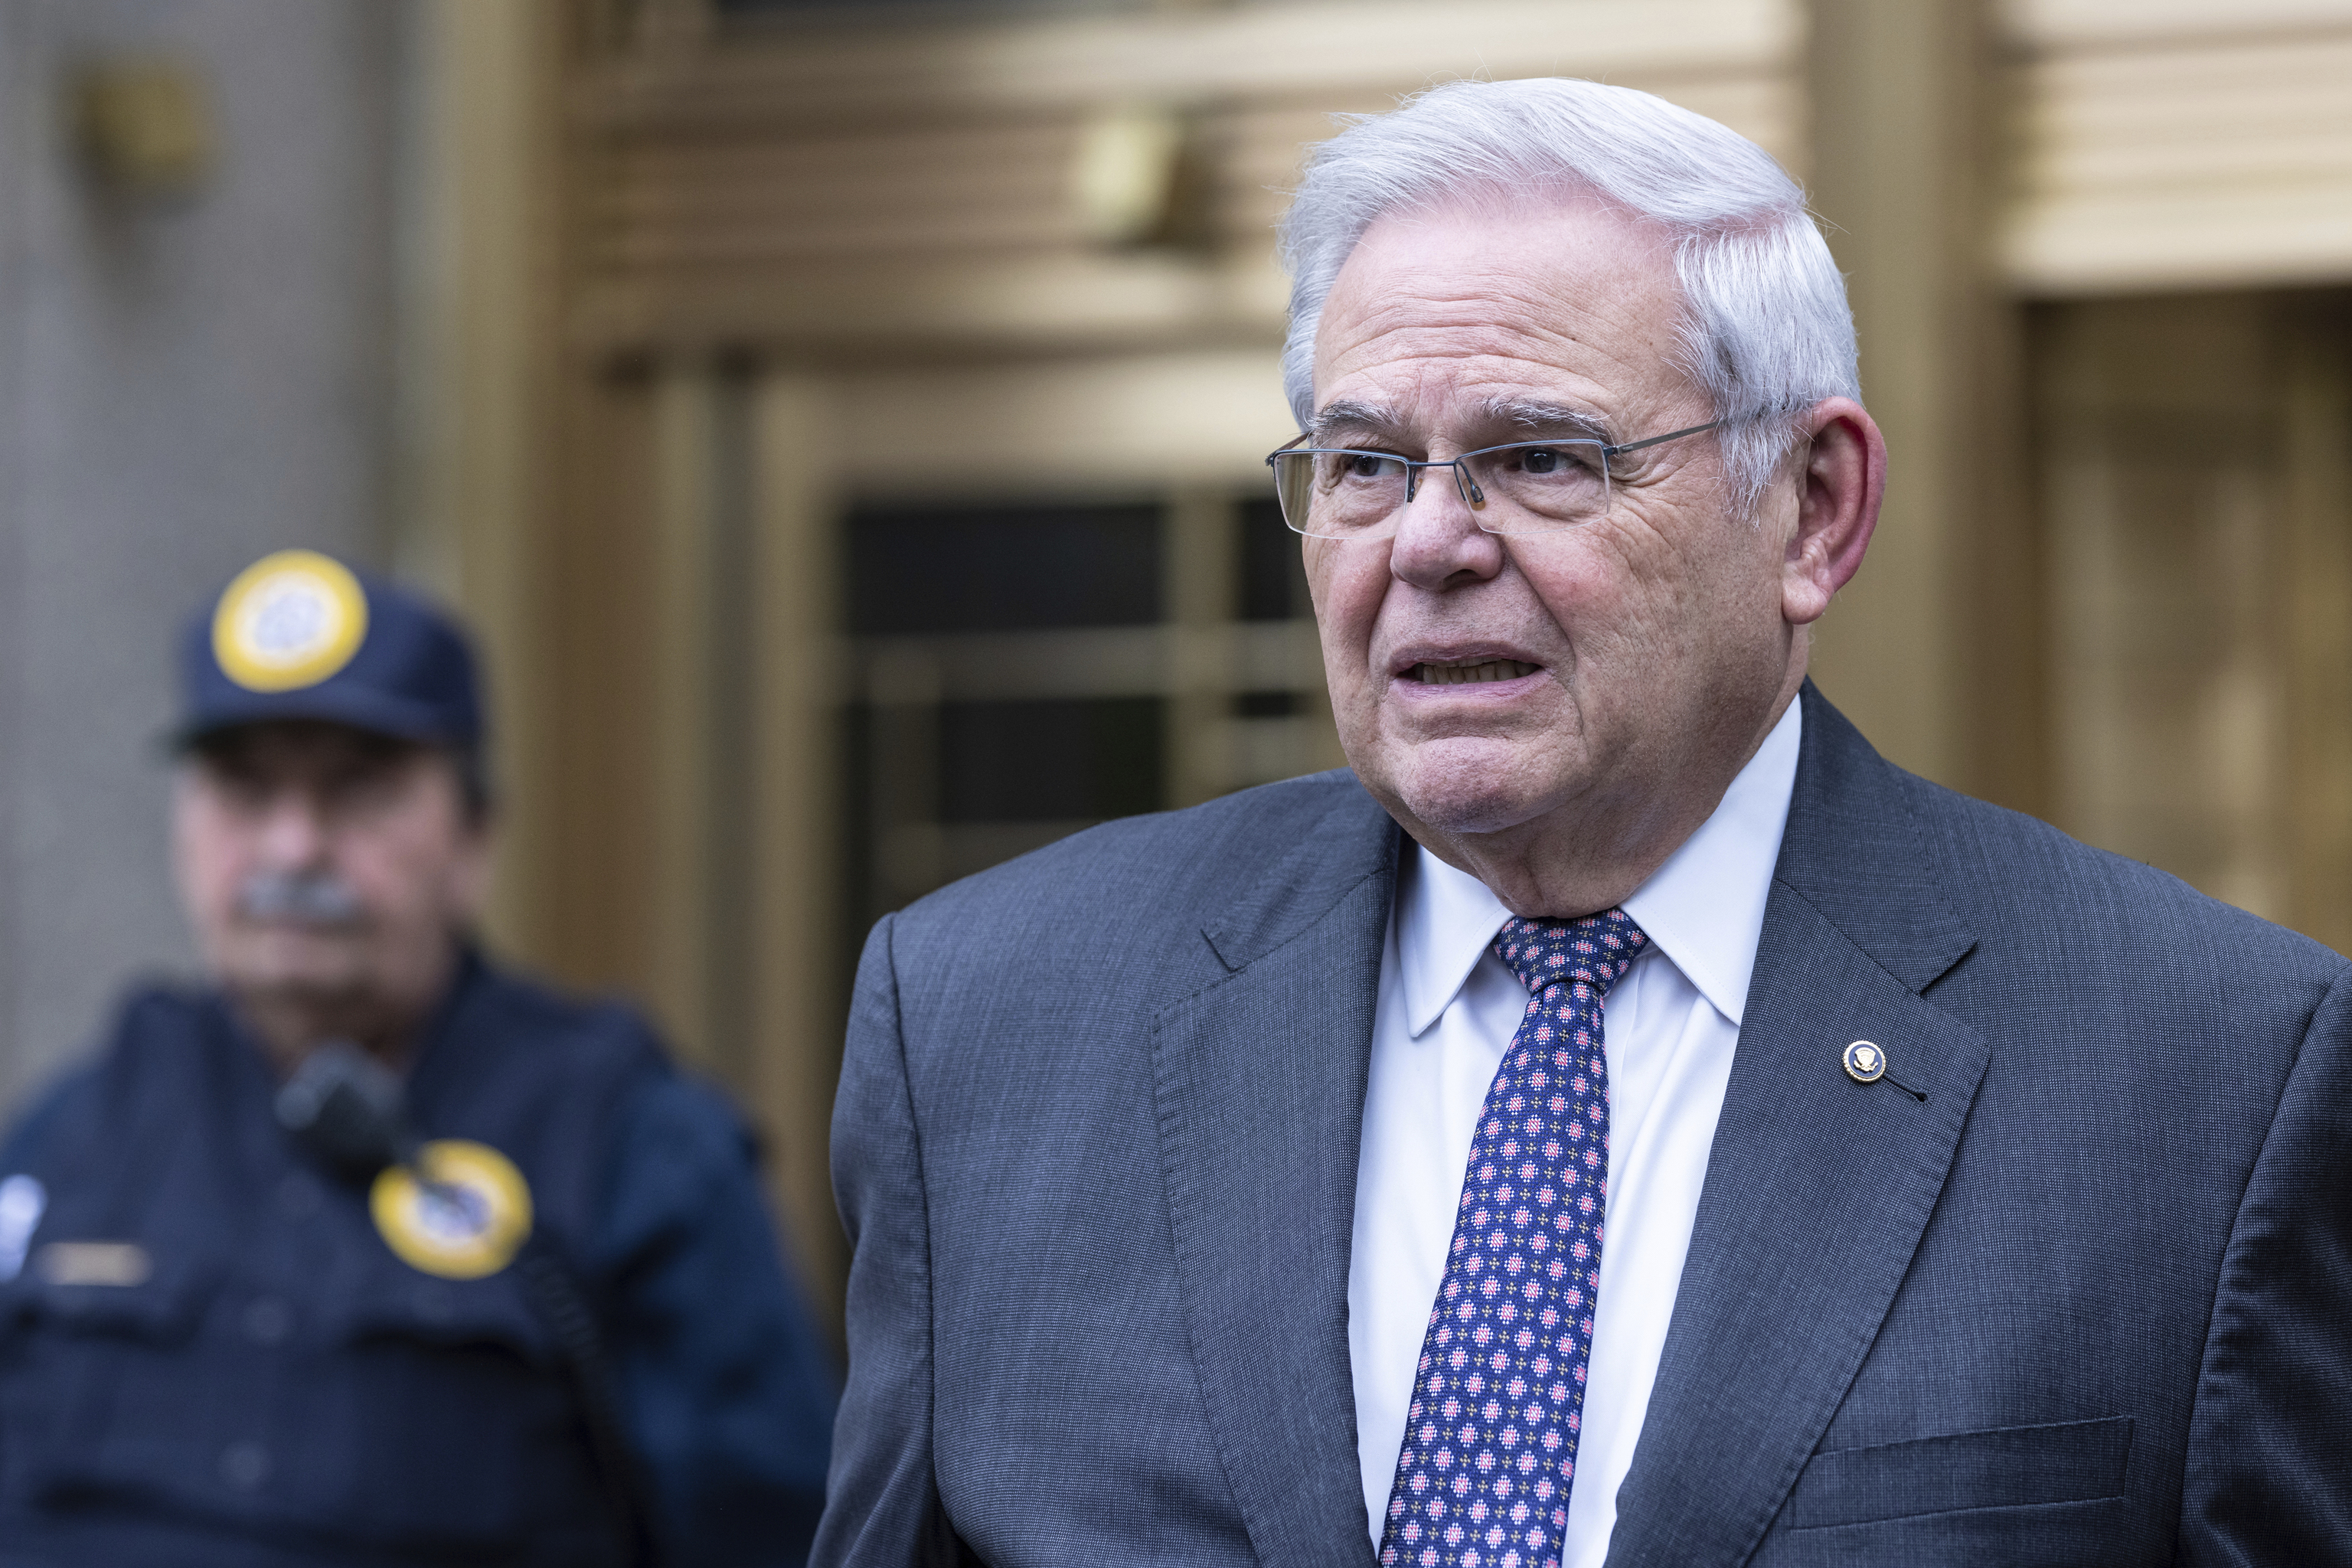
235,870,364,928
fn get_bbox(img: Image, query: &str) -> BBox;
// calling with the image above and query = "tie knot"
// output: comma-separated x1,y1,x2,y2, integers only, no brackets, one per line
1493,909,1648,1000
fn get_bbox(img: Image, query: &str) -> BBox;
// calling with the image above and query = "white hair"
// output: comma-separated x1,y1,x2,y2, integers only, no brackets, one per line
1278,77,1858,517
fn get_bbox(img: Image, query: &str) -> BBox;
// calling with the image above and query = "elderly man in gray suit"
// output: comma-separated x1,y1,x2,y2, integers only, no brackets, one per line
815,78,2351,1568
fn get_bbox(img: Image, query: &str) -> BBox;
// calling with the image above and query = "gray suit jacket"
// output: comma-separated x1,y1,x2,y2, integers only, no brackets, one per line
815,684,2352,1566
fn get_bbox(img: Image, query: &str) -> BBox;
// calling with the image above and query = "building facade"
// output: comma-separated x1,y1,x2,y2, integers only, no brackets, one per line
1,0,2346,1326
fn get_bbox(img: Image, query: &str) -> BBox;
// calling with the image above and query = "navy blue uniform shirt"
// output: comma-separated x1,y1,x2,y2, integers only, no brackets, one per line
0,952,835,1566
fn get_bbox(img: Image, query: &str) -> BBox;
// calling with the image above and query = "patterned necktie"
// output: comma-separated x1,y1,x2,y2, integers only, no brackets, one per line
1378,910,1648,1568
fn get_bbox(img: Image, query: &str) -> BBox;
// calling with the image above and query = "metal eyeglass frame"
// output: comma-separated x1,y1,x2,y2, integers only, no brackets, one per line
1263,416,1729,538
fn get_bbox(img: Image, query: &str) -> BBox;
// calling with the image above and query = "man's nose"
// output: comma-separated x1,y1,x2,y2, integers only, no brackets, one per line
253,792,332,868
1389,461,1506,590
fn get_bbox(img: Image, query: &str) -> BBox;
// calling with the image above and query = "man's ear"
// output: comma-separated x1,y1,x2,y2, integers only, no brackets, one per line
1781,397,1884,626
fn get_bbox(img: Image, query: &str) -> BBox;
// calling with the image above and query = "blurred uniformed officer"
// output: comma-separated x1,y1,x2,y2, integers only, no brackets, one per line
0,551,835,1566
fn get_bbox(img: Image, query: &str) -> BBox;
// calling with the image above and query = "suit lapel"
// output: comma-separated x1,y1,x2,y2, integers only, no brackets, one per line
1153,784,1399,1566
1606,687,1989,1566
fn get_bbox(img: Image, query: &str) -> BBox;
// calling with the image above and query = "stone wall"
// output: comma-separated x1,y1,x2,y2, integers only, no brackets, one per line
0,0,403,1108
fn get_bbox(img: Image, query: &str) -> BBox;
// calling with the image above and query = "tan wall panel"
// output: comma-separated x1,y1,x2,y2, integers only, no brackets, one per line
569,0,1799,359
2032,291,2352,942
749,370,848,1331
2043,359,2284,914
540,369,666,1003
838,349,1295,498
2278,297,2352,951
588,0,1794,126
647,364,724,1068
398,0,567,962
2004,2,2352,294
1805,0,2001,792
2008,0,2352,47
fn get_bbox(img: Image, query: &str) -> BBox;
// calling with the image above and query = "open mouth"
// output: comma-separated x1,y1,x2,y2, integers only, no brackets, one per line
1411,658,1541,686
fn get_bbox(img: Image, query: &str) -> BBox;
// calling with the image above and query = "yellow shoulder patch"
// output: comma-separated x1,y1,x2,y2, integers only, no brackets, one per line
371,1139,533,1280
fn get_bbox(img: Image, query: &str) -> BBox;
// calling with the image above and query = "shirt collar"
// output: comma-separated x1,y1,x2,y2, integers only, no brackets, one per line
1393,697,1803,1034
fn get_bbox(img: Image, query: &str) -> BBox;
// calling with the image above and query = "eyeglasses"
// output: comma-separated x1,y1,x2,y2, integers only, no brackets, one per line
1263,418,1728,540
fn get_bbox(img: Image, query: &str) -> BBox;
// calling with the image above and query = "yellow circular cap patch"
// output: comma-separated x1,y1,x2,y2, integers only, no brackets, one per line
211,550,369,692
371,1139,533,1280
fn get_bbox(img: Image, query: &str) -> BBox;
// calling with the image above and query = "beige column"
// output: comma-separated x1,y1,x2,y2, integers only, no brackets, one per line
1164,490,1238,809
1805,0,2030,805
648,361,724,1072
396,0,565,957
749,368,849,1325
2281,305,2352,952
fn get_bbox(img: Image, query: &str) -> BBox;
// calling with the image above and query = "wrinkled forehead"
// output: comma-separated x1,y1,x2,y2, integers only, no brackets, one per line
1311,191,1694,434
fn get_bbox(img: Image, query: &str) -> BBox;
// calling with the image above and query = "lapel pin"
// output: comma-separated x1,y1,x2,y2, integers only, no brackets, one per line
1843,1040,1927,1102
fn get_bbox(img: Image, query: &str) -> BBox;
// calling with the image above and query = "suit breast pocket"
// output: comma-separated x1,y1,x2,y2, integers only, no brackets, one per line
1787,1416,2134,1530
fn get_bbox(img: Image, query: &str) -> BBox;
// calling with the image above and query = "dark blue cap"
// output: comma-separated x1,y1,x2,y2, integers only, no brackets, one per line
178,550,483,748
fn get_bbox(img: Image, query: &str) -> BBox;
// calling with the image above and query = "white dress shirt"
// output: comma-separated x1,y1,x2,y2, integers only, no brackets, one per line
1348,698,1802,1565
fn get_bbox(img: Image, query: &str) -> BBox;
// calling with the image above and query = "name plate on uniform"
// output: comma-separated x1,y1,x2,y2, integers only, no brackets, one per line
34,1241,153,1287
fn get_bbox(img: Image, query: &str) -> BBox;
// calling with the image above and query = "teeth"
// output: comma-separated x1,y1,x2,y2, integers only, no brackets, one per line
1413,659,1540,685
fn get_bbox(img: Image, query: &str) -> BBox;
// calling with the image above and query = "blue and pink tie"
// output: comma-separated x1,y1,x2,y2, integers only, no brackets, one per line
1377,910,1648,1568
